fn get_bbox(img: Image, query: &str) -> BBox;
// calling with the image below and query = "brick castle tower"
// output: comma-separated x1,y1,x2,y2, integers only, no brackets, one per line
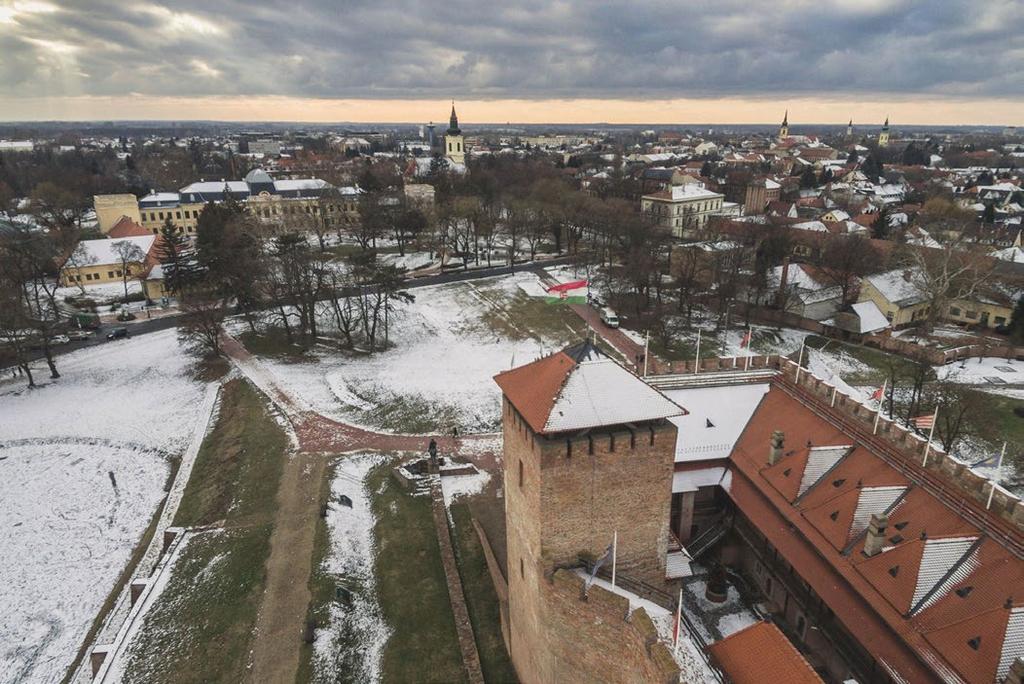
493,342,684,683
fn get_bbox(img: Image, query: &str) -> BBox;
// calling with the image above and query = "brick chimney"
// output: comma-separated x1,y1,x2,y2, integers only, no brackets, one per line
1005,657,1024,684
768,430,785,466
864,513,889,557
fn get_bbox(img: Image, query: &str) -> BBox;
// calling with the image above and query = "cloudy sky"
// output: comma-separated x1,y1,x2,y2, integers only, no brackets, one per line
1,0,1022,124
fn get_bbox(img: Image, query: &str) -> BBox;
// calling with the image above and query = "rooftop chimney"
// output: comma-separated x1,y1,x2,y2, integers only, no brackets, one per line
768,430,785,466
864,513,889,557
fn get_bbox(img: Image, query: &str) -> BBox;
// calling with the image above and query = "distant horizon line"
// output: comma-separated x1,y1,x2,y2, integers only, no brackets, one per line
0,118,1016,129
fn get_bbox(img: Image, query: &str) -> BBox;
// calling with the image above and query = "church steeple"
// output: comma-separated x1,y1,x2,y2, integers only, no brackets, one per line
878,116,890,147
778,110,789,140
448,102,461,135
782,110,788,127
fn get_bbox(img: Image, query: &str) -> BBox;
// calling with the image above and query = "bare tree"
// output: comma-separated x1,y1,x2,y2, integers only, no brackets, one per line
178,297,227,358
111,240,147,301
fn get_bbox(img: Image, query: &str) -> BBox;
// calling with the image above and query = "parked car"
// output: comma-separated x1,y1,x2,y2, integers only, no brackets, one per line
106,327,129,340
599,307,620,328
50,334,70,345
67,329,93,341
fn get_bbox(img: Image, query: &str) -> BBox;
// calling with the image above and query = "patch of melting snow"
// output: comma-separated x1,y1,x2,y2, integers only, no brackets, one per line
313,453,391,683
441,470,492,506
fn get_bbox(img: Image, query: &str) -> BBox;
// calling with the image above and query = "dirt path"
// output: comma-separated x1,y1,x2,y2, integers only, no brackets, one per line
249,450,327,684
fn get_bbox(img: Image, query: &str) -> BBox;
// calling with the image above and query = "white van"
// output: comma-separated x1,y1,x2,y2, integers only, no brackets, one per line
600,308,620,328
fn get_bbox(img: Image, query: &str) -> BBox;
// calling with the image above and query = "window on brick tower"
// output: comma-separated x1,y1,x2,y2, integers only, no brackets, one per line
520,558,524,579
518,460,524,488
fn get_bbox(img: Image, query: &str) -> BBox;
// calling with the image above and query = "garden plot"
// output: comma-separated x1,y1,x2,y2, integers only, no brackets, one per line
260,272,584,433
0,329,206,682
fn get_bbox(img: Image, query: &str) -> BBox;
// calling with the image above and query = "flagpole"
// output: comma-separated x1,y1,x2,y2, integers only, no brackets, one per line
643,331,649,377
986,442,1006,510
872,379,887,435
611,530,618,587
694,330,701,375
795,340,806,383
922,405,939,467
673,588,683,652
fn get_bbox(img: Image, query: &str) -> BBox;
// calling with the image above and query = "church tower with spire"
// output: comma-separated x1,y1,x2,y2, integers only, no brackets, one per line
846,119,854,138
778,110,789,140
445,103,466,165
878,117,890,147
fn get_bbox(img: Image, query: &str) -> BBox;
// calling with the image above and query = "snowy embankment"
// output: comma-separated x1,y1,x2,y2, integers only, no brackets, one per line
0,329,206,683
313,453,391,682
260,272,570,433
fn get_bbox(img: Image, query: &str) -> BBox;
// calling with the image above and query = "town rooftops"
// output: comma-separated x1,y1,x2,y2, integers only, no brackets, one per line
493,341,685,435
708,621,822,684
863,268,927,307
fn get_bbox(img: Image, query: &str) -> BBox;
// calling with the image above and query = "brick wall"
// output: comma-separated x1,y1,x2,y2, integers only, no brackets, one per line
541,570,680,684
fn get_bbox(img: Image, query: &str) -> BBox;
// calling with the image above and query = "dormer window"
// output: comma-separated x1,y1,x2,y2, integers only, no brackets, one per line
832,478,846,487
955,586,974,598
888,565,900,577
967,637,981,651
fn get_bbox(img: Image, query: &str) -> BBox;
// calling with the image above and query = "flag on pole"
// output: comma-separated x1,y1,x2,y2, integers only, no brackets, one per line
585,537,615,588
740,328,752,349
871,385,885,401
673,588,683,647
912,414,935,430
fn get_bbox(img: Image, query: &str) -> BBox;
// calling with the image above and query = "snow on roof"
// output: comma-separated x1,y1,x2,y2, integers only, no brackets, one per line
179,180,249,194
792,220,829,233
274,178,330,192
998,609,1024,681
544,359,684,433
911,537,980,615
798,445,851,497
764,179,781,189
75,235,156,266
667,183,721,201
664,384,770,462
864,268,926,307
851,301,890,333
850,486,906,540
991,246,1024,263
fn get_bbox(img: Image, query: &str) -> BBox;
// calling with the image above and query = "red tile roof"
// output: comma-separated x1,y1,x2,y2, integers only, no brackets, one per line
728,385,1024,683
493,351,575,433
708,621,822,684
108,215,152,238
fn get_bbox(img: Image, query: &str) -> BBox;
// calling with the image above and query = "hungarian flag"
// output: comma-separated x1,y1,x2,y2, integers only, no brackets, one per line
739,329,753,349
913,414,935,429
871,386,885,401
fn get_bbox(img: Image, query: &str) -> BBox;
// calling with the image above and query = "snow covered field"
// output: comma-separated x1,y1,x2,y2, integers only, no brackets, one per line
934,356,1024,386
313,453,390,682
0,329,206,682
259,272,576,433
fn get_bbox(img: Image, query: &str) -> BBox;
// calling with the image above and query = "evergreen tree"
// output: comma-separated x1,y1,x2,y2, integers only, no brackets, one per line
155,218,198,296
1009,295,1024,344
799,166,817,188
846,149,858,165
982,203,996,225
195,200,243,278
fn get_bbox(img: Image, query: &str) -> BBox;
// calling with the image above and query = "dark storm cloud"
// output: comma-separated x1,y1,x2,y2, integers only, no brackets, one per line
1,0,1021,100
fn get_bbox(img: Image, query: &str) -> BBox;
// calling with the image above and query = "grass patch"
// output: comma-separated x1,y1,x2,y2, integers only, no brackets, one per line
370,464,466,683
963,389,1024,470
239,328,316,360
472,283,587,345
122,378,288,682
450,504,518,683
357,389,467,434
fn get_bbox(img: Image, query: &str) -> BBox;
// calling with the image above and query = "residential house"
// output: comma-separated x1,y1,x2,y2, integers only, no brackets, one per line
641,182,725,238
858,268,930,327
60,235,158,287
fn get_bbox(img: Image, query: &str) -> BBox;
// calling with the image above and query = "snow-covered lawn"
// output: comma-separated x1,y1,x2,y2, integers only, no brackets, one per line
934,356,1024,387
0,329,206,682
313,453,390,682
258,272,580,433
440,469,492,506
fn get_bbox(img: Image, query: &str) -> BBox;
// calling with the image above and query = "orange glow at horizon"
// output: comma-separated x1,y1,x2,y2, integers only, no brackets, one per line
1,95,1021,127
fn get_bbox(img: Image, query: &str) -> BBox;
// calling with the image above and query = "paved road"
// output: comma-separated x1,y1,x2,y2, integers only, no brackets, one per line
25,314,182,363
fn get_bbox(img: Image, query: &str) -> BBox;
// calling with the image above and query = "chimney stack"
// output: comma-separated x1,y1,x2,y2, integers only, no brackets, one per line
864,513,889,557
1005,657,1024,684
768,430,785,466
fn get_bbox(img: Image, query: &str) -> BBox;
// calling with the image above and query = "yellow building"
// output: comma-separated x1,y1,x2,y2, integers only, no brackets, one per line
640,182,725,238
946,295,1015,329
858,269,930,327
93,194,142,234
878,117,890,147
444,105,466,165
60,235,156,287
